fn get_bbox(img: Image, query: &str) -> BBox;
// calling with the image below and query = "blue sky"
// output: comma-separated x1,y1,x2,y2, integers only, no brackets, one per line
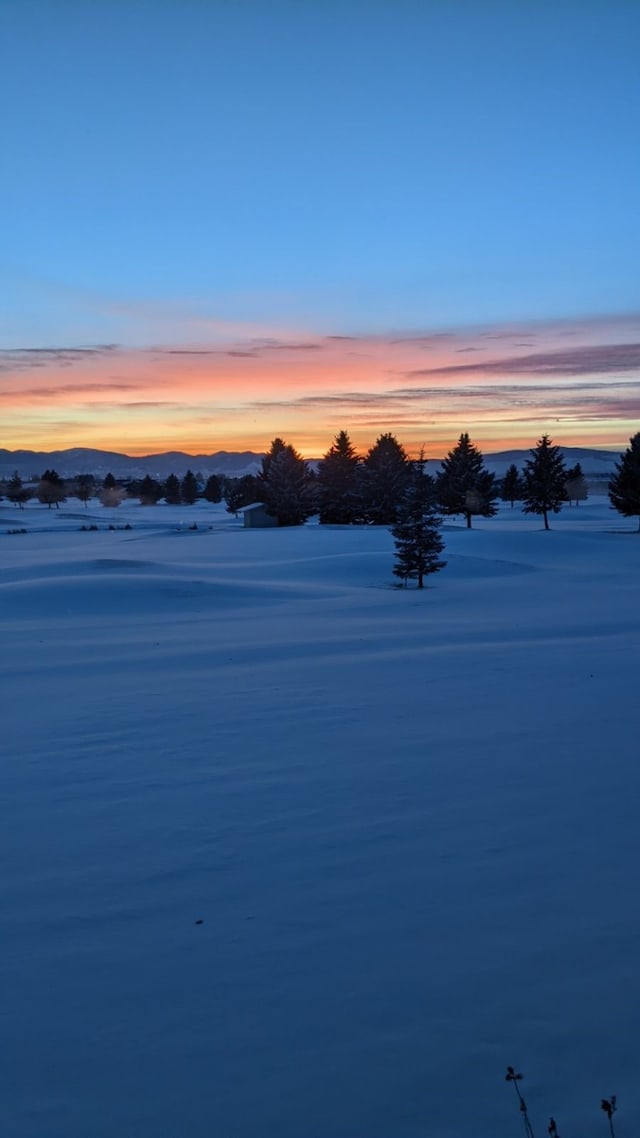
1,0,639,452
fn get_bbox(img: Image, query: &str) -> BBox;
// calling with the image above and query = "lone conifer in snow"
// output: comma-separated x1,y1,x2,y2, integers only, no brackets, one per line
437,432,498,528
317,430,361,524
391,454,446,588
608,432,640,530
523,435,567,530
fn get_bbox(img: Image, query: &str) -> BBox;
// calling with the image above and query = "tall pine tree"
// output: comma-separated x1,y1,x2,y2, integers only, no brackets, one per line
501,463,524,507
203,474,223,503
259,438,313,526
164,473,182,504
7,471,30,508
360,433,411,525
317,430,361,524
181,469,199,505
522,435,567,530
135,475,163,505
436,432,498,528
608,432,640,531
392,454,446,588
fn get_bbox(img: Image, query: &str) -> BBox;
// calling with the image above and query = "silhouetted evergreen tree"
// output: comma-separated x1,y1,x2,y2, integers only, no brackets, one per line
37,469,66,509
437,433,498,528
103,472,117,489
501,463,524,507
317,430,361,524
7,471,30,508
522,435,567,530
164,473,182,504
224,474,261,515
136,475,163,505
360,433,410,525
75,473,95,506
259,438,313,526
392,454,446,588
203,473,223,503
608,432,640,531
181,469,198,504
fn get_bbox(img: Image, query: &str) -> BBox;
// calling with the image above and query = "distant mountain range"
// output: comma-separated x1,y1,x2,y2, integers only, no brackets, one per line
0,444,622,482
479,446,621,479
0,447,265,480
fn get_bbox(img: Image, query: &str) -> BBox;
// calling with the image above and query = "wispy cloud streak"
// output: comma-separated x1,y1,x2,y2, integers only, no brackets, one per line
404,342,640,379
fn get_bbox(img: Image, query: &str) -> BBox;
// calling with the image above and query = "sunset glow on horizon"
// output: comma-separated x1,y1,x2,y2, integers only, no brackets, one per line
2,1,639,459
2,312,639,458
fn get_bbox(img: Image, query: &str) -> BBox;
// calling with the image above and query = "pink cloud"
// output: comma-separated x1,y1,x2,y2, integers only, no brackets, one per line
1,313,638,454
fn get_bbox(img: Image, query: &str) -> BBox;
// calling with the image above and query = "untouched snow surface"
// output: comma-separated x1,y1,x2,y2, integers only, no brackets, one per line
1,498,639,1138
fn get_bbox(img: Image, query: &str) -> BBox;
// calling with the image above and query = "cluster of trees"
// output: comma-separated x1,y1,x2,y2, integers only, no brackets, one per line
219,431,431,527
244,431,594,534
5,469,69,509
3,433,640,550
2,428,639,594
234,431,640,587
128,470,200,506
229,430,496,529
499,433,640,530
500,459,588,510
1,468,224,510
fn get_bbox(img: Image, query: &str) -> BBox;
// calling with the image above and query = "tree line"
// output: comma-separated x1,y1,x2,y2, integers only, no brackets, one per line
1,468,216,510
225,430,640,535
3,431,639,539
3,431,639,589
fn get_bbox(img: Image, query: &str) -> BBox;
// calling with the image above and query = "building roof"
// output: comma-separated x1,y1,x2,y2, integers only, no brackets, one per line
242,502,269,512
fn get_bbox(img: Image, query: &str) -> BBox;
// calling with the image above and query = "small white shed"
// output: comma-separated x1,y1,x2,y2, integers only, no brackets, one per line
242,502,278,528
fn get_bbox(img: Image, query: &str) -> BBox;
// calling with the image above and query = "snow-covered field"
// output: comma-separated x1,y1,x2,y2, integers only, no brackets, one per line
2,497,638,1138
